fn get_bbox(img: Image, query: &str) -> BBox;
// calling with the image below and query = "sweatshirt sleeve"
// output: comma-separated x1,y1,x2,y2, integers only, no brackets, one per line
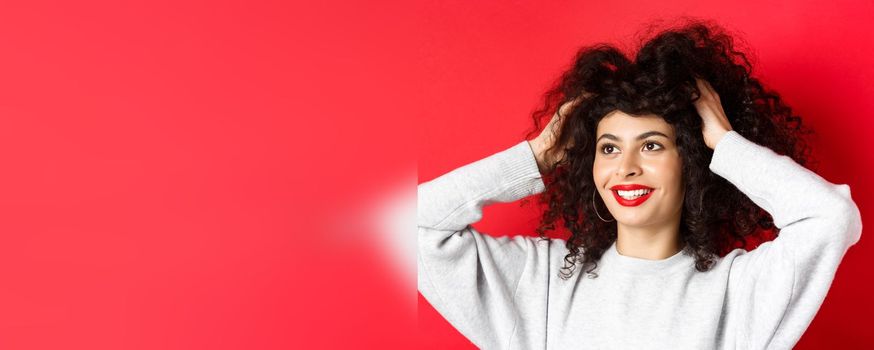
708,130,863,349
417,140,547,349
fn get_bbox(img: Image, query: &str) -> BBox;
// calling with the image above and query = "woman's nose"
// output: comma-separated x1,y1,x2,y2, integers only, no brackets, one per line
616,153,642,177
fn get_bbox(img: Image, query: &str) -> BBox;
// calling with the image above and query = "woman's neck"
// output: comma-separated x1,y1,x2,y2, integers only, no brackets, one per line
615,218,683,260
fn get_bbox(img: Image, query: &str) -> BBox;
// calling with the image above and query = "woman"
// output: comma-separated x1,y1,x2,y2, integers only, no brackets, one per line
417,20,862,349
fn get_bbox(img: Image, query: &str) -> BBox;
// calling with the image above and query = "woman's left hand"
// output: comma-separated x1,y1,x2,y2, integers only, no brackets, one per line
693,78,734,150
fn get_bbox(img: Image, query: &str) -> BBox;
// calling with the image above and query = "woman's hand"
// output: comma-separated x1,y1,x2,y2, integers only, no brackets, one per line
529,95,585,173
693,78,734,150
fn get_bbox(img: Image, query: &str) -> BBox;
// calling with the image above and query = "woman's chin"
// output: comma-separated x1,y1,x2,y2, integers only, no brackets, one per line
611,212,655,226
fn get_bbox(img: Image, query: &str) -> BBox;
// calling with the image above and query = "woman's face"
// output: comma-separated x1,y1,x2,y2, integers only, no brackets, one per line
593,110,684,227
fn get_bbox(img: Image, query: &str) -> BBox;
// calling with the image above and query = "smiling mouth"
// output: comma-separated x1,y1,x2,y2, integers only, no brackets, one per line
610,188,655,206
614,188,654,200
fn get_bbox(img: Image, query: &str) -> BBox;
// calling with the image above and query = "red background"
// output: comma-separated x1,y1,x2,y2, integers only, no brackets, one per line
0,0,419,349
418,1,874,349
0,0,870,349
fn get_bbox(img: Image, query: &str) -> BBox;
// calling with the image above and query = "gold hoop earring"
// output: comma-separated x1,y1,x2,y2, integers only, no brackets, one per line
592,190,615,222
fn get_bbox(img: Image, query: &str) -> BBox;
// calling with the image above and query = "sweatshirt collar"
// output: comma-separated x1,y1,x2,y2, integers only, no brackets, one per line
599,240,694,276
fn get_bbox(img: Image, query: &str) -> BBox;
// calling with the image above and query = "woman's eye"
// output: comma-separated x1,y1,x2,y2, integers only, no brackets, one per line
600,142,663,155
644,142,664,151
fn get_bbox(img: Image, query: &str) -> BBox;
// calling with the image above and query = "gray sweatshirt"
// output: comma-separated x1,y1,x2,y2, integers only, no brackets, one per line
417,130,862,349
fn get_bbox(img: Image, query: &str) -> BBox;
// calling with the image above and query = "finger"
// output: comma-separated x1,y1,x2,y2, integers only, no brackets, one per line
702,80,722,101
694,79,708,98
695,79,717,102
697,78,711,93
558,97,583,117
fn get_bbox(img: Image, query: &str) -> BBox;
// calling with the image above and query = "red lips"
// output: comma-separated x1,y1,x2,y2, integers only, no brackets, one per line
609,184,654,191
609,184,655,207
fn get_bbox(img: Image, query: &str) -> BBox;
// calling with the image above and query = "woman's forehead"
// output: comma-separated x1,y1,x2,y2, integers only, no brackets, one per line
597,111,674,137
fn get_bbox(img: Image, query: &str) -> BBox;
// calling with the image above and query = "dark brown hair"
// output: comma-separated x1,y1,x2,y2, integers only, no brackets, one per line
523,18,816,280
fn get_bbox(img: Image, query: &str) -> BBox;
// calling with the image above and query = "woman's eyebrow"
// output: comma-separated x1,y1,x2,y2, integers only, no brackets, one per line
597,131,670,142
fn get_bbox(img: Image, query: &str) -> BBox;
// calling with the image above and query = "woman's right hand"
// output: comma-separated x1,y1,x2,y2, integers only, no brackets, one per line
528,95,586,173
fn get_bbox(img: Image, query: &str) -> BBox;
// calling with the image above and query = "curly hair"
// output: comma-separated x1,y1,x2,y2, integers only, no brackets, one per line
522,18,817,280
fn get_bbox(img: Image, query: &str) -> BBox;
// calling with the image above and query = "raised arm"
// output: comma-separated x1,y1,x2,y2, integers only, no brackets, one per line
417,140,549,349
709,129,861,349
694,79,863,349
418,97,583,348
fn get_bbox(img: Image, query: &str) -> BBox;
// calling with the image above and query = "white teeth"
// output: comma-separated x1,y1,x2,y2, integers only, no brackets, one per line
616,189,652,199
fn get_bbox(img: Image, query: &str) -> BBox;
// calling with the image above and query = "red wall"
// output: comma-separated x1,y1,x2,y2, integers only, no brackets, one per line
418,1,873,349
0,0,419,349
0,0,869,349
